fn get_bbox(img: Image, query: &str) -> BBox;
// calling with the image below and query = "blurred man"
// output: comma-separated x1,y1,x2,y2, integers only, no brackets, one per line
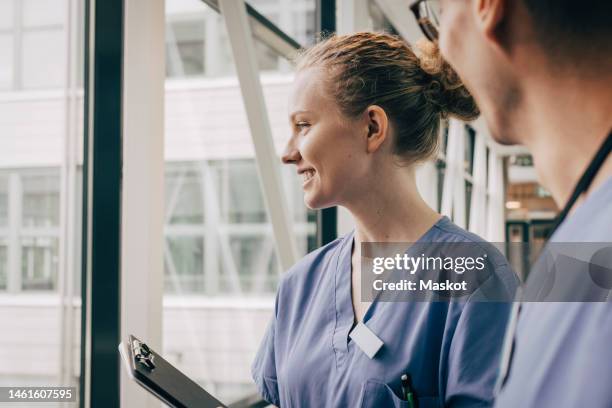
410,0,611,406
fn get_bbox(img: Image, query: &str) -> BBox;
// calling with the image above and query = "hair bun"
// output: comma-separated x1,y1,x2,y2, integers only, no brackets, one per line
416,39,480,121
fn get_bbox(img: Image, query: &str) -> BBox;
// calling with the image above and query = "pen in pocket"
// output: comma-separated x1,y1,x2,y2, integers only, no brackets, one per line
401,373,417,408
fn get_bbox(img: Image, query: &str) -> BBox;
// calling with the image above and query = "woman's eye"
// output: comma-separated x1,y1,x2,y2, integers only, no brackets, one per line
296,122,310,131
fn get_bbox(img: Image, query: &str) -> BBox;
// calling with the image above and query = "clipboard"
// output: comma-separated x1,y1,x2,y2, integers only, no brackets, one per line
119,334,228,408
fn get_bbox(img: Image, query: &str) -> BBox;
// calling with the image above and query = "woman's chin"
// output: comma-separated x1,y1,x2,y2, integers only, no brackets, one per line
303,196,319,210
303,191,328,210
304,192,339,210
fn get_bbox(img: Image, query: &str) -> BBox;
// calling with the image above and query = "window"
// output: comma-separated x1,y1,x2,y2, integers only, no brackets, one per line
163,0,316,403
0,34,13,89
0,0,14,29
166,19,206,77
22,30,66,88
165,235,205,293
0,0,67,90
165,0,316,80
22,171,60,228
0,0,83,397
20,235,59,290
19,170,60,291
223,235,278,293
23,0,65,26
166,162,204,225
163,159,314,297
213,159,267,224
0,170,62,292
251,0,316,46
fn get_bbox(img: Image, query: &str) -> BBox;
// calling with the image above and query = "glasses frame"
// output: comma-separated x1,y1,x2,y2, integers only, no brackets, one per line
409,0,440,42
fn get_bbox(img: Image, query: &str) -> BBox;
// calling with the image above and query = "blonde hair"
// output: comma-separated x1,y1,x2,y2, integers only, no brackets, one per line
295,32,479,162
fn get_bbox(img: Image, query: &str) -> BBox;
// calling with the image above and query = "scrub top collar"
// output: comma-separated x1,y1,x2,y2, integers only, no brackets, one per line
332,216,450,361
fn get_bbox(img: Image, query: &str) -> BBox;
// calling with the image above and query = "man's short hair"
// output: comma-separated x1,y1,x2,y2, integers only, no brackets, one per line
523,0,611,56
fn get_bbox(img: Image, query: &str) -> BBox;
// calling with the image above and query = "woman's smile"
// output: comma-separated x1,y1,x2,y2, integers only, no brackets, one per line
300,168,316,186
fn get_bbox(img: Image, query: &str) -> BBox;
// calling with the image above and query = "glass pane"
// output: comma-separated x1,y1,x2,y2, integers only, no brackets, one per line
212,159,267,224
165,162,204,224
22,29,66,89
166,19,205,77
21,171,60,228
165,9,232,78
163,0,316,404
21,236,59,290
23,0,66,27
165,235,204,294
220,235,278,293
0,34,13,90
249,0,316,46
0,0,83,399
0,0,13,29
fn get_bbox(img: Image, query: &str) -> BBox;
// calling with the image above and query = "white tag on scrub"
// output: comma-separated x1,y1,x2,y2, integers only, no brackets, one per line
349,322,384,359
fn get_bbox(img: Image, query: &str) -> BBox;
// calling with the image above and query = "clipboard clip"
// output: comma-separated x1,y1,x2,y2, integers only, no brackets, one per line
132,339,156,370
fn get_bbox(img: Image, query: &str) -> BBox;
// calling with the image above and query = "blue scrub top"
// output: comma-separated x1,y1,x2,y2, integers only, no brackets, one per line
252,216,519,407
495,176,612,408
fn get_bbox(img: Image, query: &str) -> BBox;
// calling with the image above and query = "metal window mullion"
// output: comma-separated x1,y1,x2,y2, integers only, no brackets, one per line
57,0,80,391
315,0,338,246
80,0,92,403
82,0,124,406
316,0,335,33
120,0,165,407
219,0,298,271
202,0,301,59
201,161,220,295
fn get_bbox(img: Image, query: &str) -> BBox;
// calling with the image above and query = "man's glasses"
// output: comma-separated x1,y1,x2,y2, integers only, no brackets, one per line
410,0,441,42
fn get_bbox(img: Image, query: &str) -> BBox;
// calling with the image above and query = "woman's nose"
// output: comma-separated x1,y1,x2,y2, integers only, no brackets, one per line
281,141,301,164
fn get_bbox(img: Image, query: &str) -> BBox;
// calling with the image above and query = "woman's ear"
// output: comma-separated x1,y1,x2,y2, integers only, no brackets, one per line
365,105,388,154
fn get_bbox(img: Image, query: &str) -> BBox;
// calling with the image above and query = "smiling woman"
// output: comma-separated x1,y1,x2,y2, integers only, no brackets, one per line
283,33,478,211
252,32,518,408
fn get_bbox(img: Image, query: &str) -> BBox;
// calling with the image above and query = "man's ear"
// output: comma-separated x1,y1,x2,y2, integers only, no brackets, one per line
365,105,388,154
474,0,508,50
